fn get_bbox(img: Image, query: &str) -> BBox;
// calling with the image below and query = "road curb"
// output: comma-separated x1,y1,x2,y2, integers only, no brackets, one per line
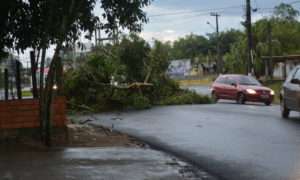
90,122,220,180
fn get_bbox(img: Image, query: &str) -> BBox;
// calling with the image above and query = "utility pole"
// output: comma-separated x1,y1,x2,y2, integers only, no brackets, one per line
246,0,254,75
211,12,221,74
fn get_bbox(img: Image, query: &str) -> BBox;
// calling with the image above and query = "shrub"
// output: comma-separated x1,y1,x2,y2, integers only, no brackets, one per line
151,77,180,102
130,94,151,110
159,91,211,106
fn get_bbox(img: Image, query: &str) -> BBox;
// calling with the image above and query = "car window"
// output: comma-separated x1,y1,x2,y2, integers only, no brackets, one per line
286,68,297,83
293,69,300,80
215,77,226,84
238,76,261,86
226,78,236,85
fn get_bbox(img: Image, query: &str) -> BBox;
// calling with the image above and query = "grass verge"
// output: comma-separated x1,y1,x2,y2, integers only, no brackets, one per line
177,76,216,86
263,80,283,104
22,90,33,97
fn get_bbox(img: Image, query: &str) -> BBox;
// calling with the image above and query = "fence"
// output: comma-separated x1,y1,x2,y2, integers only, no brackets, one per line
0,97,66,129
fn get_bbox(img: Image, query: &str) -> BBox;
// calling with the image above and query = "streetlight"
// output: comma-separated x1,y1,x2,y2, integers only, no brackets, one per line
206,21,215,30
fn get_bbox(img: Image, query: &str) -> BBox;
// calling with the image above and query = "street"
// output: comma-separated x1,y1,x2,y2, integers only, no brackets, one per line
0,147,211,180
91,102,300,180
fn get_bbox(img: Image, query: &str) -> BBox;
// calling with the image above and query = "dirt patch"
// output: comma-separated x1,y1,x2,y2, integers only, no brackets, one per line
56,124,146,147
0,124,145,150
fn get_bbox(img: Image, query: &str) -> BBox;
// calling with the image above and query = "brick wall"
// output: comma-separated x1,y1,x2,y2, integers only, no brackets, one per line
0,97,67,129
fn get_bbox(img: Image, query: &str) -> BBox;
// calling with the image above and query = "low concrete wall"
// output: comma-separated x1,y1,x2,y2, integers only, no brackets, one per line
0,97,67,129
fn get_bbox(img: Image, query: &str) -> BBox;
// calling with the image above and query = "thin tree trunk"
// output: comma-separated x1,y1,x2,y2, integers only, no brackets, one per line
55,57,64,96
40,0,75,146
39,48,46,95
4,68,8,100
41,44,62,146
39,48,46,137
30,51,38,98
144,67,152,84
15,60,22,100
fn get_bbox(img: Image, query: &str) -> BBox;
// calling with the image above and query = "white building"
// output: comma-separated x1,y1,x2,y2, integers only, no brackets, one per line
167,59,192,77
263,55,300,79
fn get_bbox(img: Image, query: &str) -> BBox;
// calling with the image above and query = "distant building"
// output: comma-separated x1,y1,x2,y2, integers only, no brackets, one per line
167,59,192,78
273,63,298,78
262,55,300,79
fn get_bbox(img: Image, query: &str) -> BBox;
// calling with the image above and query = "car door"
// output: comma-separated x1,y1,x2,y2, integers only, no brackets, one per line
285,68,300,110
214,77,227,98
225,77,238,100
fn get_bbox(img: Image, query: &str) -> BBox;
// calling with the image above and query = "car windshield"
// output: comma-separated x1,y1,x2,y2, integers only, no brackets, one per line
237,76,261,86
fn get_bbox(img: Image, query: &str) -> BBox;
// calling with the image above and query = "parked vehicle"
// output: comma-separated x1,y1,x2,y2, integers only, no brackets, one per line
280,66,300,118
211,74,275,105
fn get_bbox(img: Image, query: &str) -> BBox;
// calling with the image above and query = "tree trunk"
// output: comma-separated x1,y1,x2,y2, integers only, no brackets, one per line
144,66,152,84
30,51,39,98
4,68,8,100
15,60,22,100
55,57,64,96
39,48,46,137
40,44,61,146
40,0,75,146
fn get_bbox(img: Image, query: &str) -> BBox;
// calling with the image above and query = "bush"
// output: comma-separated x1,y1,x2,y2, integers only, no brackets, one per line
159,91,211,106
130,94,151,110
63,36,212,112
150,77,180,101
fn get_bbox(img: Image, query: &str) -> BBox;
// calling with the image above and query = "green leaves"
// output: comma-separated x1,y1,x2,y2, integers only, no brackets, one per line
119,34,150,82
100,0,152,33
274,3,300,22
0,0,152,54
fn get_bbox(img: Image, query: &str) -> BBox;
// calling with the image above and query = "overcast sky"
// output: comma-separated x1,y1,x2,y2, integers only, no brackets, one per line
18,0,300,64
140,0,300,42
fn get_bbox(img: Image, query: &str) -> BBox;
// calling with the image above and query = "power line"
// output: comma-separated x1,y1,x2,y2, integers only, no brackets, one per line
149,0,300,19
149,7,246,24
149,5,244,18
289,0,300,5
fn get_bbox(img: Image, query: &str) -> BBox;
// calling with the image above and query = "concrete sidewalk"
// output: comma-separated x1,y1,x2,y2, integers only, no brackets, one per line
0,147,211,180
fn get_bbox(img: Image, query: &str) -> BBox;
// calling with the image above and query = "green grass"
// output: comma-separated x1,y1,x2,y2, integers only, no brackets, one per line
177,75,216,86
263,80,283,104
22,90,33,97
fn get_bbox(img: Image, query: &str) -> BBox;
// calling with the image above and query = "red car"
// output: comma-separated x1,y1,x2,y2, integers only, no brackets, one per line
211,74,275,105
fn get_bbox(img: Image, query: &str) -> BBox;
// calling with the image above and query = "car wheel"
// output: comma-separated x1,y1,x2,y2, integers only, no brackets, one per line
211,92,218,103
237,93,246,104
281,99,290,119
265,101,271,106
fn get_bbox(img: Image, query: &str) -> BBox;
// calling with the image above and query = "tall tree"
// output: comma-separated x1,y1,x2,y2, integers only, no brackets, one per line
119,34,151,82
4,0,151,146
274,3,300,21
172,34,209,60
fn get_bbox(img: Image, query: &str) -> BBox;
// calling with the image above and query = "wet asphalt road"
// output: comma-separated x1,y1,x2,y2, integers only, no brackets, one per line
91,102,300,180
1,147,206,180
